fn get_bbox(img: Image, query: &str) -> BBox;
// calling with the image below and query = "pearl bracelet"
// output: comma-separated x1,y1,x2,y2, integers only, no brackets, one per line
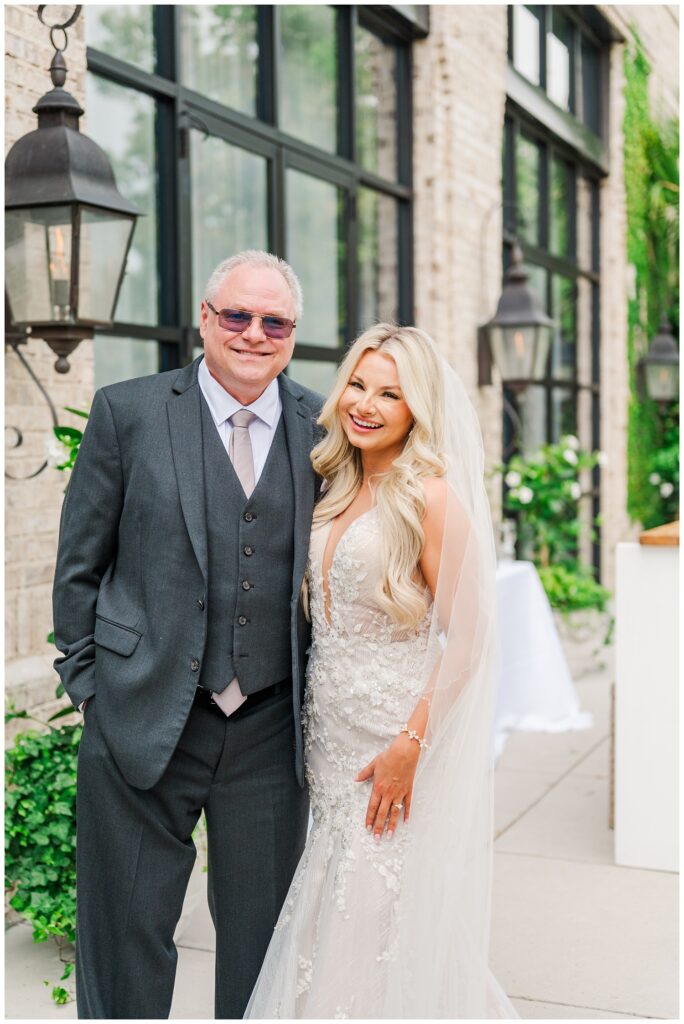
400,724,429,751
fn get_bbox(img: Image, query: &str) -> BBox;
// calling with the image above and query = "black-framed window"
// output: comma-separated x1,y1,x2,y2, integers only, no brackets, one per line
84,5,419,394
502,109,602,574
508,4,606,140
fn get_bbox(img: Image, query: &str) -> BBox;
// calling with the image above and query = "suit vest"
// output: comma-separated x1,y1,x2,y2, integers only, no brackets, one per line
199,395,295,695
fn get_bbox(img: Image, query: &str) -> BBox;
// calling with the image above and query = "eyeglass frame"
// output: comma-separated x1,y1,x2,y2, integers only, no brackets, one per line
205,300,297,339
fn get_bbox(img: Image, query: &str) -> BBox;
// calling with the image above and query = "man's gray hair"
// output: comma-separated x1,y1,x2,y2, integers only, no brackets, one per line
204,250,303,320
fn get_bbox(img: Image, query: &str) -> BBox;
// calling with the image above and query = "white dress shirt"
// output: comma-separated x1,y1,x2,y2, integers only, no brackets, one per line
198,358,282,483
198,358,283,716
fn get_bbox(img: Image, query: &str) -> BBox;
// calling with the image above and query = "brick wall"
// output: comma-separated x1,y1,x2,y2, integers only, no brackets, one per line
412,5,509,523
5,5,94,734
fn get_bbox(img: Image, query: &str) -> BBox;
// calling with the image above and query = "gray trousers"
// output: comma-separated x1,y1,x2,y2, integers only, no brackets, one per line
75,686,308,1019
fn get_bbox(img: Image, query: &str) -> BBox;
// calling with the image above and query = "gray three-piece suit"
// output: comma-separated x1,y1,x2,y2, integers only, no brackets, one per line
53,356,323,1018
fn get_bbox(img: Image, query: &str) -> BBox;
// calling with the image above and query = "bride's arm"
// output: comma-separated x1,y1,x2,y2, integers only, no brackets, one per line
355,477,453,839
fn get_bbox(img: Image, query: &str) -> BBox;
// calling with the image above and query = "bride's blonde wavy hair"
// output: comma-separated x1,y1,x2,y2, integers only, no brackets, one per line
311,323,448,628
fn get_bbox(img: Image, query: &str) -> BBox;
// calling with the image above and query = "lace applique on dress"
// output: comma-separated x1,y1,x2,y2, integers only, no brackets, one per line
246,507,434,1019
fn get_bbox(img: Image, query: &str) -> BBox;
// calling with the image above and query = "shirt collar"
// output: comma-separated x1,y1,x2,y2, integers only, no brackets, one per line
198,357,281,428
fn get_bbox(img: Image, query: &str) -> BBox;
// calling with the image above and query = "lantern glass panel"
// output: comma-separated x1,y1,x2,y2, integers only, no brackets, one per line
645,362,679,402
490,324,536,381
5,205,73,324
532,323,553,378
77,208,135,322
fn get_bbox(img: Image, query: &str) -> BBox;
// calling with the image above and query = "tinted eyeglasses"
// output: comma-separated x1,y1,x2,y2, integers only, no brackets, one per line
205,301,296,340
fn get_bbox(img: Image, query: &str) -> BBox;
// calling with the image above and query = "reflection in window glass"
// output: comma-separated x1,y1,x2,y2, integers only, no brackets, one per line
515,135,541,246
358,189,399,330
551,387,577,441
179,6,258,116
95,335,159,389
189,132,267,318
86,74,158,325
286,170,345,348
280,6,337,152
576,277,593,386
547,9,572,111
513,5,541,85
550,157,572,258
551,275,576,380
355,25,397,180
581,36,601,136
86,5,155,72
288,358,339,396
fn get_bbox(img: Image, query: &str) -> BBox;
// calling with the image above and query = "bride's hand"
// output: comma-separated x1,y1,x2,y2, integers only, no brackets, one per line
355,734,420,839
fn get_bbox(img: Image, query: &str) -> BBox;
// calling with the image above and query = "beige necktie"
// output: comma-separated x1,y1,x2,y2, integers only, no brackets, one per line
228,409,257,497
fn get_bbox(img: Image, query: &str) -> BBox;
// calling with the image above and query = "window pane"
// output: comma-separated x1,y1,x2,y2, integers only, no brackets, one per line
280,6,337,152
512,5,541,86
179,6,258,116
547,9,572,111
358,188,399,330
550,157,572,259
288,358,339,396
551,275,576,380
515,135,541,246
581,36,601,136
550,387,577,442
576,174,593,273
86,75,158,325
86,5,155,72
286,170,345,348
189,133,268,320
355,25,398,180
94,335,159,389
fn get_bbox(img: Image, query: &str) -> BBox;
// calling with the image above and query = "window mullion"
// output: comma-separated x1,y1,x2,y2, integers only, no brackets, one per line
339,7,355,162
257,6,277,126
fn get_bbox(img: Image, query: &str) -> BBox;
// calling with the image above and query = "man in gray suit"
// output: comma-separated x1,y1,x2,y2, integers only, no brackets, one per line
53,250,323,1019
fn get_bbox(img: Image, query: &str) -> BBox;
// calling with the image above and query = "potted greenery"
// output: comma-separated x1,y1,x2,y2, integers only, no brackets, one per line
496,435,613,677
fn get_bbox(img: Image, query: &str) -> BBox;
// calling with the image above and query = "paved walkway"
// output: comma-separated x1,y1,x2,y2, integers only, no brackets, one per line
5,646,678,1019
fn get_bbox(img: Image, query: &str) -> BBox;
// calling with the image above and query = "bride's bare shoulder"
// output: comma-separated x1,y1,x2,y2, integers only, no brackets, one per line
421,476,449,511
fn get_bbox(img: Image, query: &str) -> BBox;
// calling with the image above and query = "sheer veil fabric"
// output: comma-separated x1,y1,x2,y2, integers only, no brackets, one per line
246,359,518,1019
381,360,516,1017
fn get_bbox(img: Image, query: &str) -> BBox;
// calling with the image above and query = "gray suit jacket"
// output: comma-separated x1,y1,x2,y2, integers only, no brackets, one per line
53,357,323,790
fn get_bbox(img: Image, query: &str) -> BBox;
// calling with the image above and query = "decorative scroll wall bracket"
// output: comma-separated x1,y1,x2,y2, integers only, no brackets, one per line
5,329,59,481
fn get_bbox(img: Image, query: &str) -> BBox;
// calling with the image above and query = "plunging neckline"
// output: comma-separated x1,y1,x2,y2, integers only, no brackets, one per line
320,507,376,627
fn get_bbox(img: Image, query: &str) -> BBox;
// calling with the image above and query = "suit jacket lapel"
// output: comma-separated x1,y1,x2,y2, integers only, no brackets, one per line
279,374,316,593
167,358,208,583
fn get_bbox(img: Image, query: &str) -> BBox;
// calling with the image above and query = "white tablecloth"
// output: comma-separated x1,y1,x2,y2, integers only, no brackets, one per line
493,560,592,758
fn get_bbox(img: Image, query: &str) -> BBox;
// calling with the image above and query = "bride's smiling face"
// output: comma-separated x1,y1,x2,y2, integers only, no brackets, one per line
337,350,414,459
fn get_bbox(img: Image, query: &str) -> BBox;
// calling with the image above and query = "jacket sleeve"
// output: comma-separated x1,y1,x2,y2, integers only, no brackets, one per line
52,388,124,709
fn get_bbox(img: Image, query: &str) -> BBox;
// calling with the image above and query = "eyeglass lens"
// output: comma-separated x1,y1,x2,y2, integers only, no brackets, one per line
217,308,294,339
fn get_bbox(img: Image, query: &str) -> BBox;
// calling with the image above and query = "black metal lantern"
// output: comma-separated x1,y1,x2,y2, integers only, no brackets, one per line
479,242,555,390
637,317,679,406
5,7,139,372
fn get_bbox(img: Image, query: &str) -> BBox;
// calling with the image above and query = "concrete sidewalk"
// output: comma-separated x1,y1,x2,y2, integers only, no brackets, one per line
5,650,678,1019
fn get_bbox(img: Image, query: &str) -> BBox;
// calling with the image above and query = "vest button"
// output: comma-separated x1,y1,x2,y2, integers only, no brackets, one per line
197,598,205,610
190,658,200,672
244,511,255,522
244,545,254,556
238,616,248,626
241,580,251,591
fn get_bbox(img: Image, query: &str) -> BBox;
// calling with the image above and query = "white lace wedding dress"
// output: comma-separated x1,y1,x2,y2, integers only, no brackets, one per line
245,507,517,1019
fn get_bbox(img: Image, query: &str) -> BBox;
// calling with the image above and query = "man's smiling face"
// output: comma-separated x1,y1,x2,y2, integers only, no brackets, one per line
200,263,297,404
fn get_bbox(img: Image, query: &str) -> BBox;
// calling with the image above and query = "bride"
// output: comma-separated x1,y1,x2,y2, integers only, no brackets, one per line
246,324,517,1019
